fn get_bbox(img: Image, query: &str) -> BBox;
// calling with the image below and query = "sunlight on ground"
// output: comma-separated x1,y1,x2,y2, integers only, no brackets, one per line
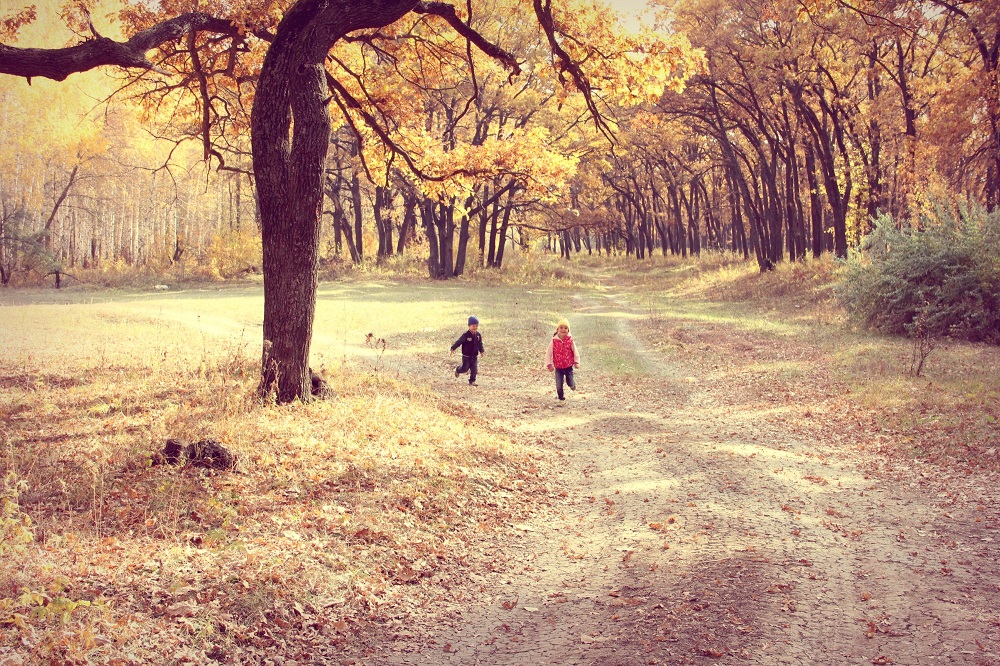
611,476,683,494
641,301,806,337
2,256,999,662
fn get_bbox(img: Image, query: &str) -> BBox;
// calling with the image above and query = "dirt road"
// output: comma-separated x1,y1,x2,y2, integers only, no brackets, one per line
370,290,1000,665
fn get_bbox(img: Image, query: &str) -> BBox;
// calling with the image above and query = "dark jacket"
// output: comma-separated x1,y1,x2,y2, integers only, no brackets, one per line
451,329,484,357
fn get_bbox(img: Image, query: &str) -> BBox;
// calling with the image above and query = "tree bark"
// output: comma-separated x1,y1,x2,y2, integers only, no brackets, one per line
804,143,824,259
397,192,417,255
350,171,365,261
493,189,516,268
253,0,418,403
374,185,394,260
454,195,474,275
793,87,849,259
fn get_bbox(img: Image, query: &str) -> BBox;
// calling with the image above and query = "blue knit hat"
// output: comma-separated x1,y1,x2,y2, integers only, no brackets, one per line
468,315,479,325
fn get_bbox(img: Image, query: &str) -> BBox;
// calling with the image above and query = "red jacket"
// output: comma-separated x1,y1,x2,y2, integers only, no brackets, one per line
546,334,579,370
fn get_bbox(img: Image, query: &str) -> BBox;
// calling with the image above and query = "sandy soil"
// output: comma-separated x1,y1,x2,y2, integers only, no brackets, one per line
362,290,1000,666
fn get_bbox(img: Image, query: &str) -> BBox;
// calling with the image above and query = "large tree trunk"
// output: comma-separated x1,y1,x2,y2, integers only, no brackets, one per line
478,183,492,267
422,199,444,278
436,201,456,277
793,88,849,259
252,0,417,403
454,195,474,275
350,172,365,260
396,193,416,255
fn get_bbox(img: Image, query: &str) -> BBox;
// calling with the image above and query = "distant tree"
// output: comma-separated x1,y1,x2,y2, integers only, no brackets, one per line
0,200,29,285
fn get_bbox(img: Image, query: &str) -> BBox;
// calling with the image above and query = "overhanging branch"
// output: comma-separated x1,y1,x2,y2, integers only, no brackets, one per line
0,12,239,82
412,1,521,79
532,0,615,143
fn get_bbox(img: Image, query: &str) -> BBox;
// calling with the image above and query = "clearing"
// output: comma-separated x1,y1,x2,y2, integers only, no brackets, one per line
2,271,999,666
364,280,1000,666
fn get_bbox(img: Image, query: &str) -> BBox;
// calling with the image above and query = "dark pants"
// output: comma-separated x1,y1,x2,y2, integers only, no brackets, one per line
555,366,575,398
456,355,479,383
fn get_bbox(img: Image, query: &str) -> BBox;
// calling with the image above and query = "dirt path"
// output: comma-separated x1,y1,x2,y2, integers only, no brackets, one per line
370,289,1000,665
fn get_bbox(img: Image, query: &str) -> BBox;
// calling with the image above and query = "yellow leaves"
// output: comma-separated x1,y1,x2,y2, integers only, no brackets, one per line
0,480,34,556
323,0,702,204
5,589,94,626
542,0,705,107
87,397,121,416
410,126,578,203
0,5,36,41
794,0,844,18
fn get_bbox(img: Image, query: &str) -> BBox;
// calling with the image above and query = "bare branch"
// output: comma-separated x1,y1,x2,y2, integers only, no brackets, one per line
326,70,444,182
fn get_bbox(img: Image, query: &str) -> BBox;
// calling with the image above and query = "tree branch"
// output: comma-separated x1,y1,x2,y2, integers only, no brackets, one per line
531,0,615,143
0,12,239,82
412,1,521,78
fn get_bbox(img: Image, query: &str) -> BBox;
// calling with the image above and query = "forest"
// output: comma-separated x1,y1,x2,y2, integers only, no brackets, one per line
1,0,1000,664
1,0,996,281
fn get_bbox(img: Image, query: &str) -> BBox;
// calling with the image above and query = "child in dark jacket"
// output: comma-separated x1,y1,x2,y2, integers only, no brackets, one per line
545,318,580,400
451,315,485,385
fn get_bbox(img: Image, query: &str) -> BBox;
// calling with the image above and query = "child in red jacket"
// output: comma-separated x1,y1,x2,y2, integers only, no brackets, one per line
545,319,580,401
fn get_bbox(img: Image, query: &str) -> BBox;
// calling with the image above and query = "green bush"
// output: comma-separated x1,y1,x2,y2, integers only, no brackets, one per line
837,204,1000,344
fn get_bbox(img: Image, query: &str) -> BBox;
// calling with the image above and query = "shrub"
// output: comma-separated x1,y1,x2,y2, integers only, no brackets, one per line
206,228,263,278
837,204,1000,344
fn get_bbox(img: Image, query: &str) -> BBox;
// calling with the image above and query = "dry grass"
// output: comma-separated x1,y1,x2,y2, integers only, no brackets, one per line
605,251,1000,469
836,338,1000,464
0,316,542,663
3,250,998,663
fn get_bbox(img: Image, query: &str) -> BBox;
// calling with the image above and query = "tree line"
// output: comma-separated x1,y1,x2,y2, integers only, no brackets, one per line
3,1,993,281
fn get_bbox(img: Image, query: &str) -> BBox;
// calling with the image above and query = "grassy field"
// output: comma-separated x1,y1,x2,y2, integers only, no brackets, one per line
1,254,998,663
618,253,1000,465
0,279,558,662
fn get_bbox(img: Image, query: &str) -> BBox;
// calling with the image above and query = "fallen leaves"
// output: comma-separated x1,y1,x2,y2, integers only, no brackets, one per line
697,646,726,658
0,354,548,664
649,516,676,531
395,566,419,584
5,271,1000,665
164,602,197,618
